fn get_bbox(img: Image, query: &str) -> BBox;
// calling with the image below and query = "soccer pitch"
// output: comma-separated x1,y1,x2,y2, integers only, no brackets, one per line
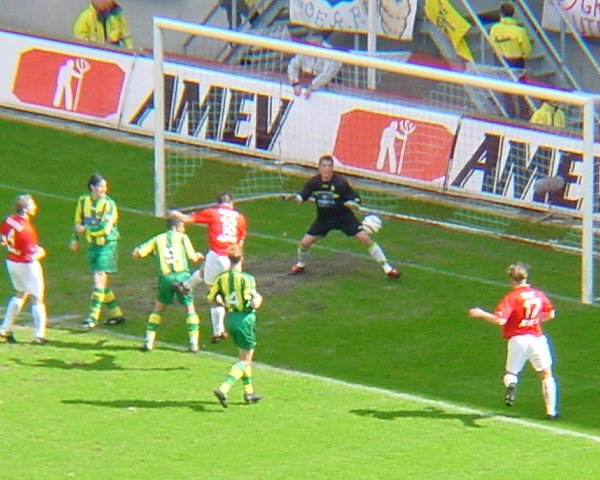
1,115,599,478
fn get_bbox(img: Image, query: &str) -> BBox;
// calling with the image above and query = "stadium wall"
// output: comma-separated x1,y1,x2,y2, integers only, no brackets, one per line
1,29,598,217
0,0,222,52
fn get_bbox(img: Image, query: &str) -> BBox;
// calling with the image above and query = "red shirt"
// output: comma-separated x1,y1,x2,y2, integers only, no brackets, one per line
494,284,554,339
0,214,39,263
189,205,246,256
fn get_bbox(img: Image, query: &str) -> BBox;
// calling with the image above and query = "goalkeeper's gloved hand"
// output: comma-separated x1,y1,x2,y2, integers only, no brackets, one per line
282,193,302,203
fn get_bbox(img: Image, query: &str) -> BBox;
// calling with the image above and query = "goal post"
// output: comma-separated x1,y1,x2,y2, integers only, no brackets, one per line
152,16,597,304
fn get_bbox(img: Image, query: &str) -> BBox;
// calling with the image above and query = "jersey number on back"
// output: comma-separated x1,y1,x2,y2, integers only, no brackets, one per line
519,297,542,327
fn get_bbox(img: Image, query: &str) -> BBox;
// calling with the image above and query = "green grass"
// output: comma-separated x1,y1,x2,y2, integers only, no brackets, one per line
1,116,600,479
2,328,599,480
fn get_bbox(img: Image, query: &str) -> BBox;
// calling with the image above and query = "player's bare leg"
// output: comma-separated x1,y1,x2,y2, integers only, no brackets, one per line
355,231,400,279
0,291,28,343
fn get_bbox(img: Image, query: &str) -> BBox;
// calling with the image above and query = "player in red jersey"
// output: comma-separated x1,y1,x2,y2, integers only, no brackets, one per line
469,262,558,420
177,192,247,343
0,194,48,344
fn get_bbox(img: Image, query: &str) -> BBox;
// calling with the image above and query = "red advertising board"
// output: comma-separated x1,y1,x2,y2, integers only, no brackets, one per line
12,48,126,118
332,110,455,182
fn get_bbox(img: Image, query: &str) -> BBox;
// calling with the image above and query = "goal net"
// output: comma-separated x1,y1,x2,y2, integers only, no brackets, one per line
152,17,598,303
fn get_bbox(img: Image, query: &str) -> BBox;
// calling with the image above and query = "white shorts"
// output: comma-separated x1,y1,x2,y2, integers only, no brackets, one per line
6,259,45,299
506,334,553,375
202,250,231,285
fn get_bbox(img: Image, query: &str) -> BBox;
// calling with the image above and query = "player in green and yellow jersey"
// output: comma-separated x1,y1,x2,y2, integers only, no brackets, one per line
133,214,204,352
69,173,125,328
209,245,263,408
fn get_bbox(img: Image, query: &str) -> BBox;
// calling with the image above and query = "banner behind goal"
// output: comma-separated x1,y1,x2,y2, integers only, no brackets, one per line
152,17,597,304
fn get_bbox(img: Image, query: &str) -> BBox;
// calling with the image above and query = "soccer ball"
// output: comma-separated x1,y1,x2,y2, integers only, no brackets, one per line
361,214,382,234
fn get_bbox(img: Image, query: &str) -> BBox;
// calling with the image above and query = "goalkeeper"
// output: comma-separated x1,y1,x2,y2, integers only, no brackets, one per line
286,155,400,279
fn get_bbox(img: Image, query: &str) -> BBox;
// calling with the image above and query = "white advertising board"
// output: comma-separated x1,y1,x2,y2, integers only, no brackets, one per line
448,117,600,215
120,57,460,189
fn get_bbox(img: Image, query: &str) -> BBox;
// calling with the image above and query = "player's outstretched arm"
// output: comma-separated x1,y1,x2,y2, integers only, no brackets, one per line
281,193,303,204
468,307,506,326
343,200,362,211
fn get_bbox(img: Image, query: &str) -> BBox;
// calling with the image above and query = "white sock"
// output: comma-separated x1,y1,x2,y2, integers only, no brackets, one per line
503,373,518,387
145,331,156,348
185,270,203,289
542,376,557,416
211,306,225,336
297,246,308,266
1,296,25,333
31,303,47,339
368,243,391,272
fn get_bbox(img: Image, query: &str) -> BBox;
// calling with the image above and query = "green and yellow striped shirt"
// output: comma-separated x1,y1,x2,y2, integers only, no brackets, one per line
73,194,119,245
135,230,197,276
207,269,258,313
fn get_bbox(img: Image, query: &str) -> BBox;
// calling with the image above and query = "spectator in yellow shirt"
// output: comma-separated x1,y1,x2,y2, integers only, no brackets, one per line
106,1,133,48
530,101,566,128
73,0,110,44
73,0,133,49
490,3,532,69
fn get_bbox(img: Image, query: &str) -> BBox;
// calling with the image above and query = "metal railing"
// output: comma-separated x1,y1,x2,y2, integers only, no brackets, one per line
182,0,280,57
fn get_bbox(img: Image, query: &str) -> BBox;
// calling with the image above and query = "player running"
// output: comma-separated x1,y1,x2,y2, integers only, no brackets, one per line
469,262,558,420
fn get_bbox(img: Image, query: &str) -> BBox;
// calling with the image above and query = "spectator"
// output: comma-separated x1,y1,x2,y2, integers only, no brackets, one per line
489,3,533,120
106,1,134,48
73,0,133,49
490,2,532,70
287,32,342,99
530,101,566,128
73,0,110,44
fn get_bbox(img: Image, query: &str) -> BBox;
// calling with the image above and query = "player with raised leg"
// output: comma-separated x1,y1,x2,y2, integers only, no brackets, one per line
286,155,400,279
175,192,247,344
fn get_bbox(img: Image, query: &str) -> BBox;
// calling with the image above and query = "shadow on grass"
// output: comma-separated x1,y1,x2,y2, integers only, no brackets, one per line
45,330,188,355
61,398,210,413
350,406,490,428
9,354,189,372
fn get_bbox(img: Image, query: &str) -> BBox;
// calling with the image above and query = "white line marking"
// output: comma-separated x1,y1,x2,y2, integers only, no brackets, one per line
9,321,600,445
0,182,593,305
2,186,599,442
